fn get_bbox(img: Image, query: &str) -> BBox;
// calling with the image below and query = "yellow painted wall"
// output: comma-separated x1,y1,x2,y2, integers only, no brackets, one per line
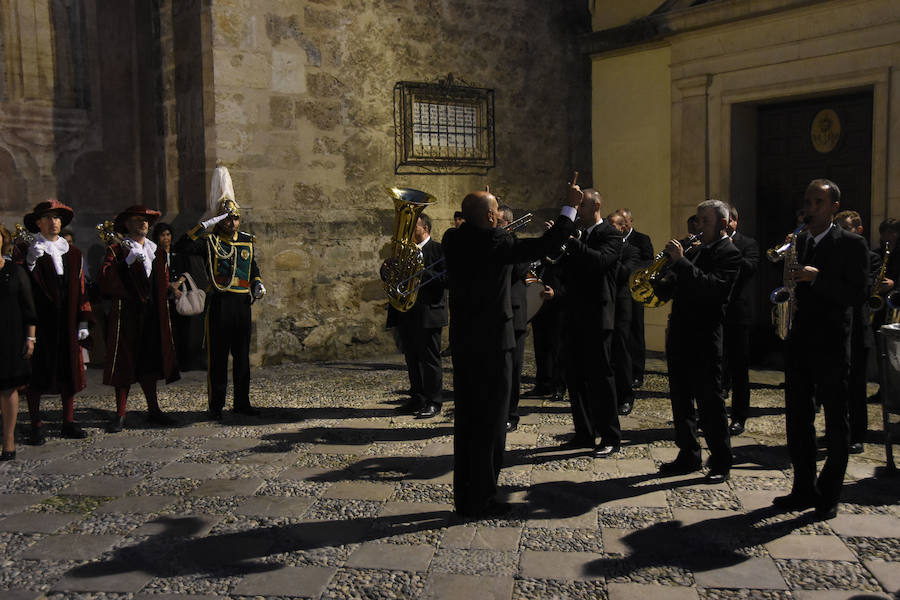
592,44,672,351
590,0,662,31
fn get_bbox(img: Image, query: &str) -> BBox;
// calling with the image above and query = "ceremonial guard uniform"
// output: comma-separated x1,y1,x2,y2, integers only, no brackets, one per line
175,167,265,418
100,206,180,432
19,200,93,444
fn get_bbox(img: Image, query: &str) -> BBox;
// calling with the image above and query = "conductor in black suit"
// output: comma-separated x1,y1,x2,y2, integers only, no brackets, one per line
723,205,760,436
773,179,869,520
387,213,447,419
559,190,623,457
442,184,580,518
618,208,654,389
655,199,741,483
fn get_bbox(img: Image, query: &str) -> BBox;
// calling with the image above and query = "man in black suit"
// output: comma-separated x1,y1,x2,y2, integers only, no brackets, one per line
527,258,566,400
609,212,640,416
654,199,741,484
442,185,579,518
773,179,869,520
497,205,530,433
723,205,760,436
617,208,653,389
834,210,879,454
387,213,447,419
560,190,623,457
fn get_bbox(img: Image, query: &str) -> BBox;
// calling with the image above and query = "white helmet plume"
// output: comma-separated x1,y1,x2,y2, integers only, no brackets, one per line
209,166,235,207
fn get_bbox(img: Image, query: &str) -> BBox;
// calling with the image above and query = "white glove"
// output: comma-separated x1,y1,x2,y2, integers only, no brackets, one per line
252,281,266,299
26,244,45,270
201,213,230,229
77,322,89,341
125,245,145,265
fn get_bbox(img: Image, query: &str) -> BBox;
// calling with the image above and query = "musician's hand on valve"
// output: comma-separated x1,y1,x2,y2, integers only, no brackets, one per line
877,278,894,293
544,219,554,231
541,285,555,300
252,281,266,299
664,239,684,261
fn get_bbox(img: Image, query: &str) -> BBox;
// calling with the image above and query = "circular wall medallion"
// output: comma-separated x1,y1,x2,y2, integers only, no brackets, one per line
811,109,841,153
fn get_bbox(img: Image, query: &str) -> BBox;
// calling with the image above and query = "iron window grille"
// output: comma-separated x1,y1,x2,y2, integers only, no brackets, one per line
394,74,495,175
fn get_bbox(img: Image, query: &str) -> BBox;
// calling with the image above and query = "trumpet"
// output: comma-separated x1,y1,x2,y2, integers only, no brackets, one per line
544,229,582,265
629,234,700,307
503,212,533,233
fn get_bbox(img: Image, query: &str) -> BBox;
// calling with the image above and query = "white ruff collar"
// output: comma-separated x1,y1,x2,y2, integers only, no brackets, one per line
34,234,70,275
126,237,157,277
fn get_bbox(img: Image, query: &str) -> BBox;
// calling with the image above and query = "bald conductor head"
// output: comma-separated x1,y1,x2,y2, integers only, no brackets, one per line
461,191,499,230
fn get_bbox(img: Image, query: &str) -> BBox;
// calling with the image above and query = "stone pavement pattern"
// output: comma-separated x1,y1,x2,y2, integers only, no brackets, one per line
1,356,899,599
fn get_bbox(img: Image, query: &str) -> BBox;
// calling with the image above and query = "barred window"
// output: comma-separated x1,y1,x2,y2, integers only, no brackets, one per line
394,75,495,175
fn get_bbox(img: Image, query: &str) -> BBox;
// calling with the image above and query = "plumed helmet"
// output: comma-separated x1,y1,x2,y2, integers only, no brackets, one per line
209,166,240,217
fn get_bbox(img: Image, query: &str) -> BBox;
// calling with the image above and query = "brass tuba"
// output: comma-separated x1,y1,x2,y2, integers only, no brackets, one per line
380,187,436,312
629,234,699,307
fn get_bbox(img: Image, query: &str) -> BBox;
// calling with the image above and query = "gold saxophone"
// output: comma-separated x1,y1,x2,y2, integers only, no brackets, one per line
628,234,700,307
868,242,891,321
769,225,806,340
380,187,436,312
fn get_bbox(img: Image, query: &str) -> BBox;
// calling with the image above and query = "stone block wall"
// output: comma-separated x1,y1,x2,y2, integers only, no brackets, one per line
204,0,591,363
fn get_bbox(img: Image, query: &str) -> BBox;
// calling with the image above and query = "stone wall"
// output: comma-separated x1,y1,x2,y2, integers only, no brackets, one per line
204,0,592,363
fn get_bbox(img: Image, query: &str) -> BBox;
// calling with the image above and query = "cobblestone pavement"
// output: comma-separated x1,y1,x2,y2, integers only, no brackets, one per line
1,353,898,599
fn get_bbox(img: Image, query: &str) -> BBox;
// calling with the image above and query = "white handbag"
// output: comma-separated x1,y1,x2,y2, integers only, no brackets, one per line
175,272,206,316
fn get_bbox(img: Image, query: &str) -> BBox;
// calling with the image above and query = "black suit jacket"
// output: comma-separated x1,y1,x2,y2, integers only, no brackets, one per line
560,220,623,331
386,237,447,330
665,235,742,340
615,241,640,322
625,228,654,263
509,235,531,333
792,225,869,349
443,218,575,353
726,232,760,325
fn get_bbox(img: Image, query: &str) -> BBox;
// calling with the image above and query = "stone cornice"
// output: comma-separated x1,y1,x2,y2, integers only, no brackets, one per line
580,0,829,55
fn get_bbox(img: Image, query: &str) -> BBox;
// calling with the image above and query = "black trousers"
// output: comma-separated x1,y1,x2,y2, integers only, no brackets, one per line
565,327,620,446
785,334,850,506
206,293,252,410
398,324,443,408
724,321,751,423
613,300,634,407
507,328,527,426
532,304,564,392
666,327,732,471
629,302,646,382
848,342,869,445
452,346,511,514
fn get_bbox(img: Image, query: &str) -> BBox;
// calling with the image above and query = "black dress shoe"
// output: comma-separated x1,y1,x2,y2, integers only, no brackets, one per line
61,421,88,439
814,503,838,521
772,492,816,511
704,470,730,484
105,416,125,434
551,390,565,402
631,378,643,390
848,442,864,454
592,445,620,458
505,421,518,433
658,459,702,476
28,424,46,446
147,411,179,426
728,420,745,436
0,450,15,461
233,405,261,416
414,404,441,419
617,402,633,416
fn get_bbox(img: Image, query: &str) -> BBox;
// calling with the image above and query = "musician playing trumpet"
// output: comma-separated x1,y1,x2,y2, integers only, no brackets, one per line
99,206,180,432
654,199,741,484
773,179,868,521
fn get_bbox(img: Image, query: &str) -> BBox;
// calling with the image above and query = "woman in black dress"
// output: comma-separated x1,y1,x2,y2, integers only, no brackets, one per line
0,224,37,460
